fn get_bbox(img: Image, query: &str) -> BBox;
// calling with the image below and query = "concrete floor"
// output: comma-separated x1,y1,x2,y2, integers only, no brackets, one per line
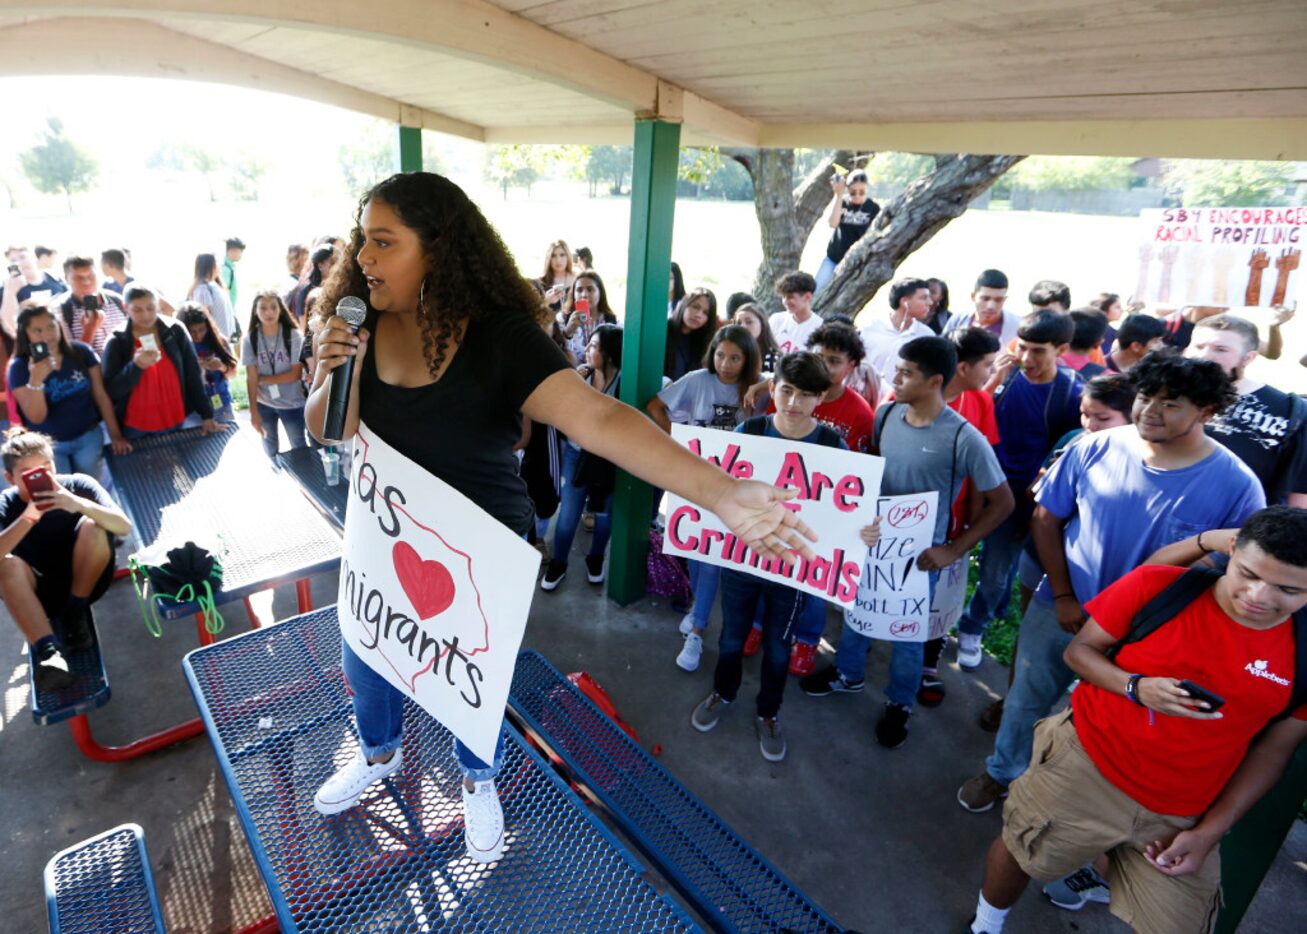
3,538,1305,932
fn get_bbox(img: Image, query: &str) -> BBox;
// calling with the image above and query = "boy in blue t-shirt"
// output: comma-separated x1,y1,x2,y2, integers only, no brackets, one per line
690,351,880,763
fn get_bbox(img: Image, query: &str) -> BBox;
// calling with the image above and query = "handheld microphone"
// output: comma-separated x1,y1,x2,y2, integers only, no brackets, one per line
322,296,368,442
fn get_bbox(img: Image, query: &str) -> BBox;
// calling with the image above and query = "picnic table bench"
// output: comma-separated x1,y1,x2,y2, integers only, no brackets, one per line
44,823,166,934
183,606,702,933
509,649,846,934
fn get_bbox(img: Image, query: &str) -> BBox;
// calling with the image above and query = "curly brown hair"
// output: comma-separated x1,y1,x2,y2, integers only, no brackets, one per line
316,172,549,377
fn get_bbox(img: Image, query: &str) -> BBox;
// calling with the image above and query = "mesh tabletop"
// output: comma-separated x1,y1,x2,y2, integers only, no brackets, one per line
277,447,347,530
184,607,700,933
44,823,166,934
108,429,340,602
510,650,843,934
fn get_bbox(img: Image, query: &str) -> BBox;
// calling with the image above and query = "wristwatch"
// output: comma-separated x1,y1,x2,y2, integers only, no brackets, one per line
1125,673,1146,707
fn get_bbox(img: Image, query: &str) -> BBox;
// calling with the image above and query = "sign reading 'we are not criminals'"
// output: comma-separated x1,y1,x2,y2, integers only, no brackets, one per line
663,425,884,606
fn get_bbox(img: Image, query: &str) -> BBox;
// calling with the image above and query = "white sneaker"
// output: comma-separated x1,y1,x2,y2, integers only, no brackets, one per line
314,746,403,815
677,632,704,671
679,613,696,636
462,779,505,863
957,632,983,671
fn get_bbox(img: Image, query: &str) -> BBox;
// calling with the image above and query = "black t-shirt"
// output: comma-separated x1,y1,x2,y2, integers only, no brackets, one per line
0,474,115,570
1206,385,1307,504
359,309,570,535
826,197,880,263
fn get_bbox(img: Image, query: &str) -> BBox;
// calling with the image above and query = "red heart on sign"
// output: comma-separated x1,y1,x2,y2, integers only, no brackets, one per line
392,541,457,621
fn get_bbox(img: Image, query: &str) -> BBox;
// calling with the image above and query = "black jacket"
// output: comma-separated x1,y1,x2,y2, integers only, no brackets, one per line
102,316,215,425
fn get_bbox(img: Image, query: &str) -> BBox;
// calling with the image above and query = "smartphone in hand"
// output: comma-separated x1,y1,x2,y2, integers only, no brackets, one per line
1177,679,1225,712
21,465,56,511
575,297,591,323
139,333,158,354
30,341,50,362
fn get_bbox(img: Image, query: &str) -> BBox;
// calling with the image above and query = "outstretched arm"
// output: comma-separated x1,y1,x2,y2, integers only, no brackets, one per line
524,369,816,560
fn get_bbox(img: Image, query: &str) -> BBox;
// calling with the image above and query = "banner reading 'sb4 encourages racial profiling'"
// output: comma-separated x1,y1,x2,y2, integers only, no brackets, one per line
662,425,884,605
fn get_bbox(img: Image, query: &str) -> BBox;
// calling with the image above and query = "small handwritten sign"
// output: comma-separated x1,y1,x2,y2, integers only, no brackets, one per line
927,557,968,641
844,492,939,641
338,423,540,764
663,425,884,605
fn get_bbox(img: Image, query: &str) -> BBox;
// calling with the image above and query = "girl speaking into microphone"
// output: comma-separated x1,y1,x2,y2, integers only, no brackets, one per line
306,172,814,863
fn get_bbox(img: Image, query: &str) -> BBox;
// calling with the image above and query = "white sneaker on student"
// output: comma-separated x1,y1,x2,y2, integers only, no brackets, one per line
957,632,983,671
314,746,403,816
679,613,696,636
462,778,505,863
677,632,704,671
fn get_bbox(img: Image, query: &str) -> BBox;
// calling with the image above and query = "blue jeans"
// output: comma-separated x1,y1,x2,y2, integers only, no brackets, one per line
815,255,838,290
341,640,504,781
833,571,939,709
713,569,804,718
256,402,308,460
687,559,722,630
793,595,828,645
551,445,614,564
984,596,1075,785
958,516,1026,637
54,425,104,477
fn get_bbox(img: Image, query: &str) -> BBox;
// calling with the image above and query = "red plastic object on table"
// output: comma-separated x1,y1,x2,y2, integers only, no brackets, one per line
566,671,640,743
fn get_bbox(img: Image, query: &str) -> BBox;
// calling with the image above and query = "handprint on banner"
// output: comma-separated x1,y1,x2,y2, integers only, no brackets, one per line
1180,247,1205,303
1210,248,1236,305
1244,248,1270,306
1135,244,1153,304
1156,244,1178,304
1271,248,1300,307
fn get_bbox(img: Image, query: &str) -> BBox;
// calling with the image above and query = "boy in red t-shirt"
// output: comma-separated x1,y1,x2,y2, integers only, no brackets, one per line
966,506,1307,934
914,326,1002,704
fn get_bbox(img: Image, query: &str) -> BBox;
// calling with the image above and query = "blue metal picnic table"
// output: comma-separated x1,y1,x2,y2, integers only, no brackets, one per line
108,427,341,626
183,606,702,933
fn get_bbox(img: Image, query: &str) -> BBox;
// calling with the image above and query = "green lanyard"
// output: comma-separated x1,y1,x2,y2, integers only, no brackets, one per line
128,555,225,638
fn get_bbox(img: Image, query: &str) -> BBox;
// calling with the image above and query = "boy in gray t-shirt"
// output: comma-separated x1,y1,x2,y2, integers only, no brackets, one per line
801,337,1014,749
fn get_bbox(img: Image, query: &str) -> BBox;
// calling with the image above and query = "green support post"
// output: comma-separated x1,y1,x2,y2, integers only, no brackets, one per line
1214,742,1307,933
397,125,422,172
608,117,681,605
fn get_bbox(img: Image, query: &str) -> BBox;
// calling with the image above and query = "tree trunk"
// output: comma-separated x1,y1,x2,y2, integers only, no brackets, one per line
726,148,855,315
813,155,1023,319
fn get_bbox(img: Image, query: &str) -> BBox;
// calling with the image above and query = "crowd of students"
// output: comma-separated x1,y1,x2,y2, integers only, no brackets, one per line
0,234,351,689
524,247,1306,934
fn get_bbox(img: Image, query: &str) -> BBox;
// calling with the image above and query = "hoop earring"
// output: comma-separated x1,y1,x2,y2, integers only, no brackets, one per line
418,277,427,312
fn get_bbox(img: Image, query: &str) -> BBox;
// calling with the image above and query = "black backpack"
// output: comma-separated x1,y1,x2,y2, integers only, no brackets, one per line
740,414,844,448
1107,565,1307,721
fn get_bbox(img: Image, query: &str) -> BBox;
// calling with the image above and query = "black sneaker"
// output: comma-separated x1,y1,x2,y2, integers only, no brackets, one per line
917,672,946,707
584,554,605,584
60,605,94,652
33,643,74,692
540,560,568,592
875,702,911,748
800,665,865,697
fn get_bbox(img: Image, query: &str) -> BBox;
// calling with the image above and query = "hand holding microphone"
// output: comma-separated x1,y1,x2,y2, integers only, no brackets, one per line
316,295,369,442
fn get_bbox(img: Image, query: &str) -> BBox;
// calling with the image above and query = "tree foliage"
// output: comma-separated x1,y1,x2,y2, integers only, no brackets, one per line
1008,155,1136,192
484,145,579,198
19,117,98,212
1162,160,1294,207
585,145,631,196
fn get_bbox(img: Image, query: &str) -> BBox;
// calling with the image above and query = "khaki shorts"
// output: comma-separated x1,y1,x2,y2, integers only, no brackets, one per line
1002,709,1222,934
